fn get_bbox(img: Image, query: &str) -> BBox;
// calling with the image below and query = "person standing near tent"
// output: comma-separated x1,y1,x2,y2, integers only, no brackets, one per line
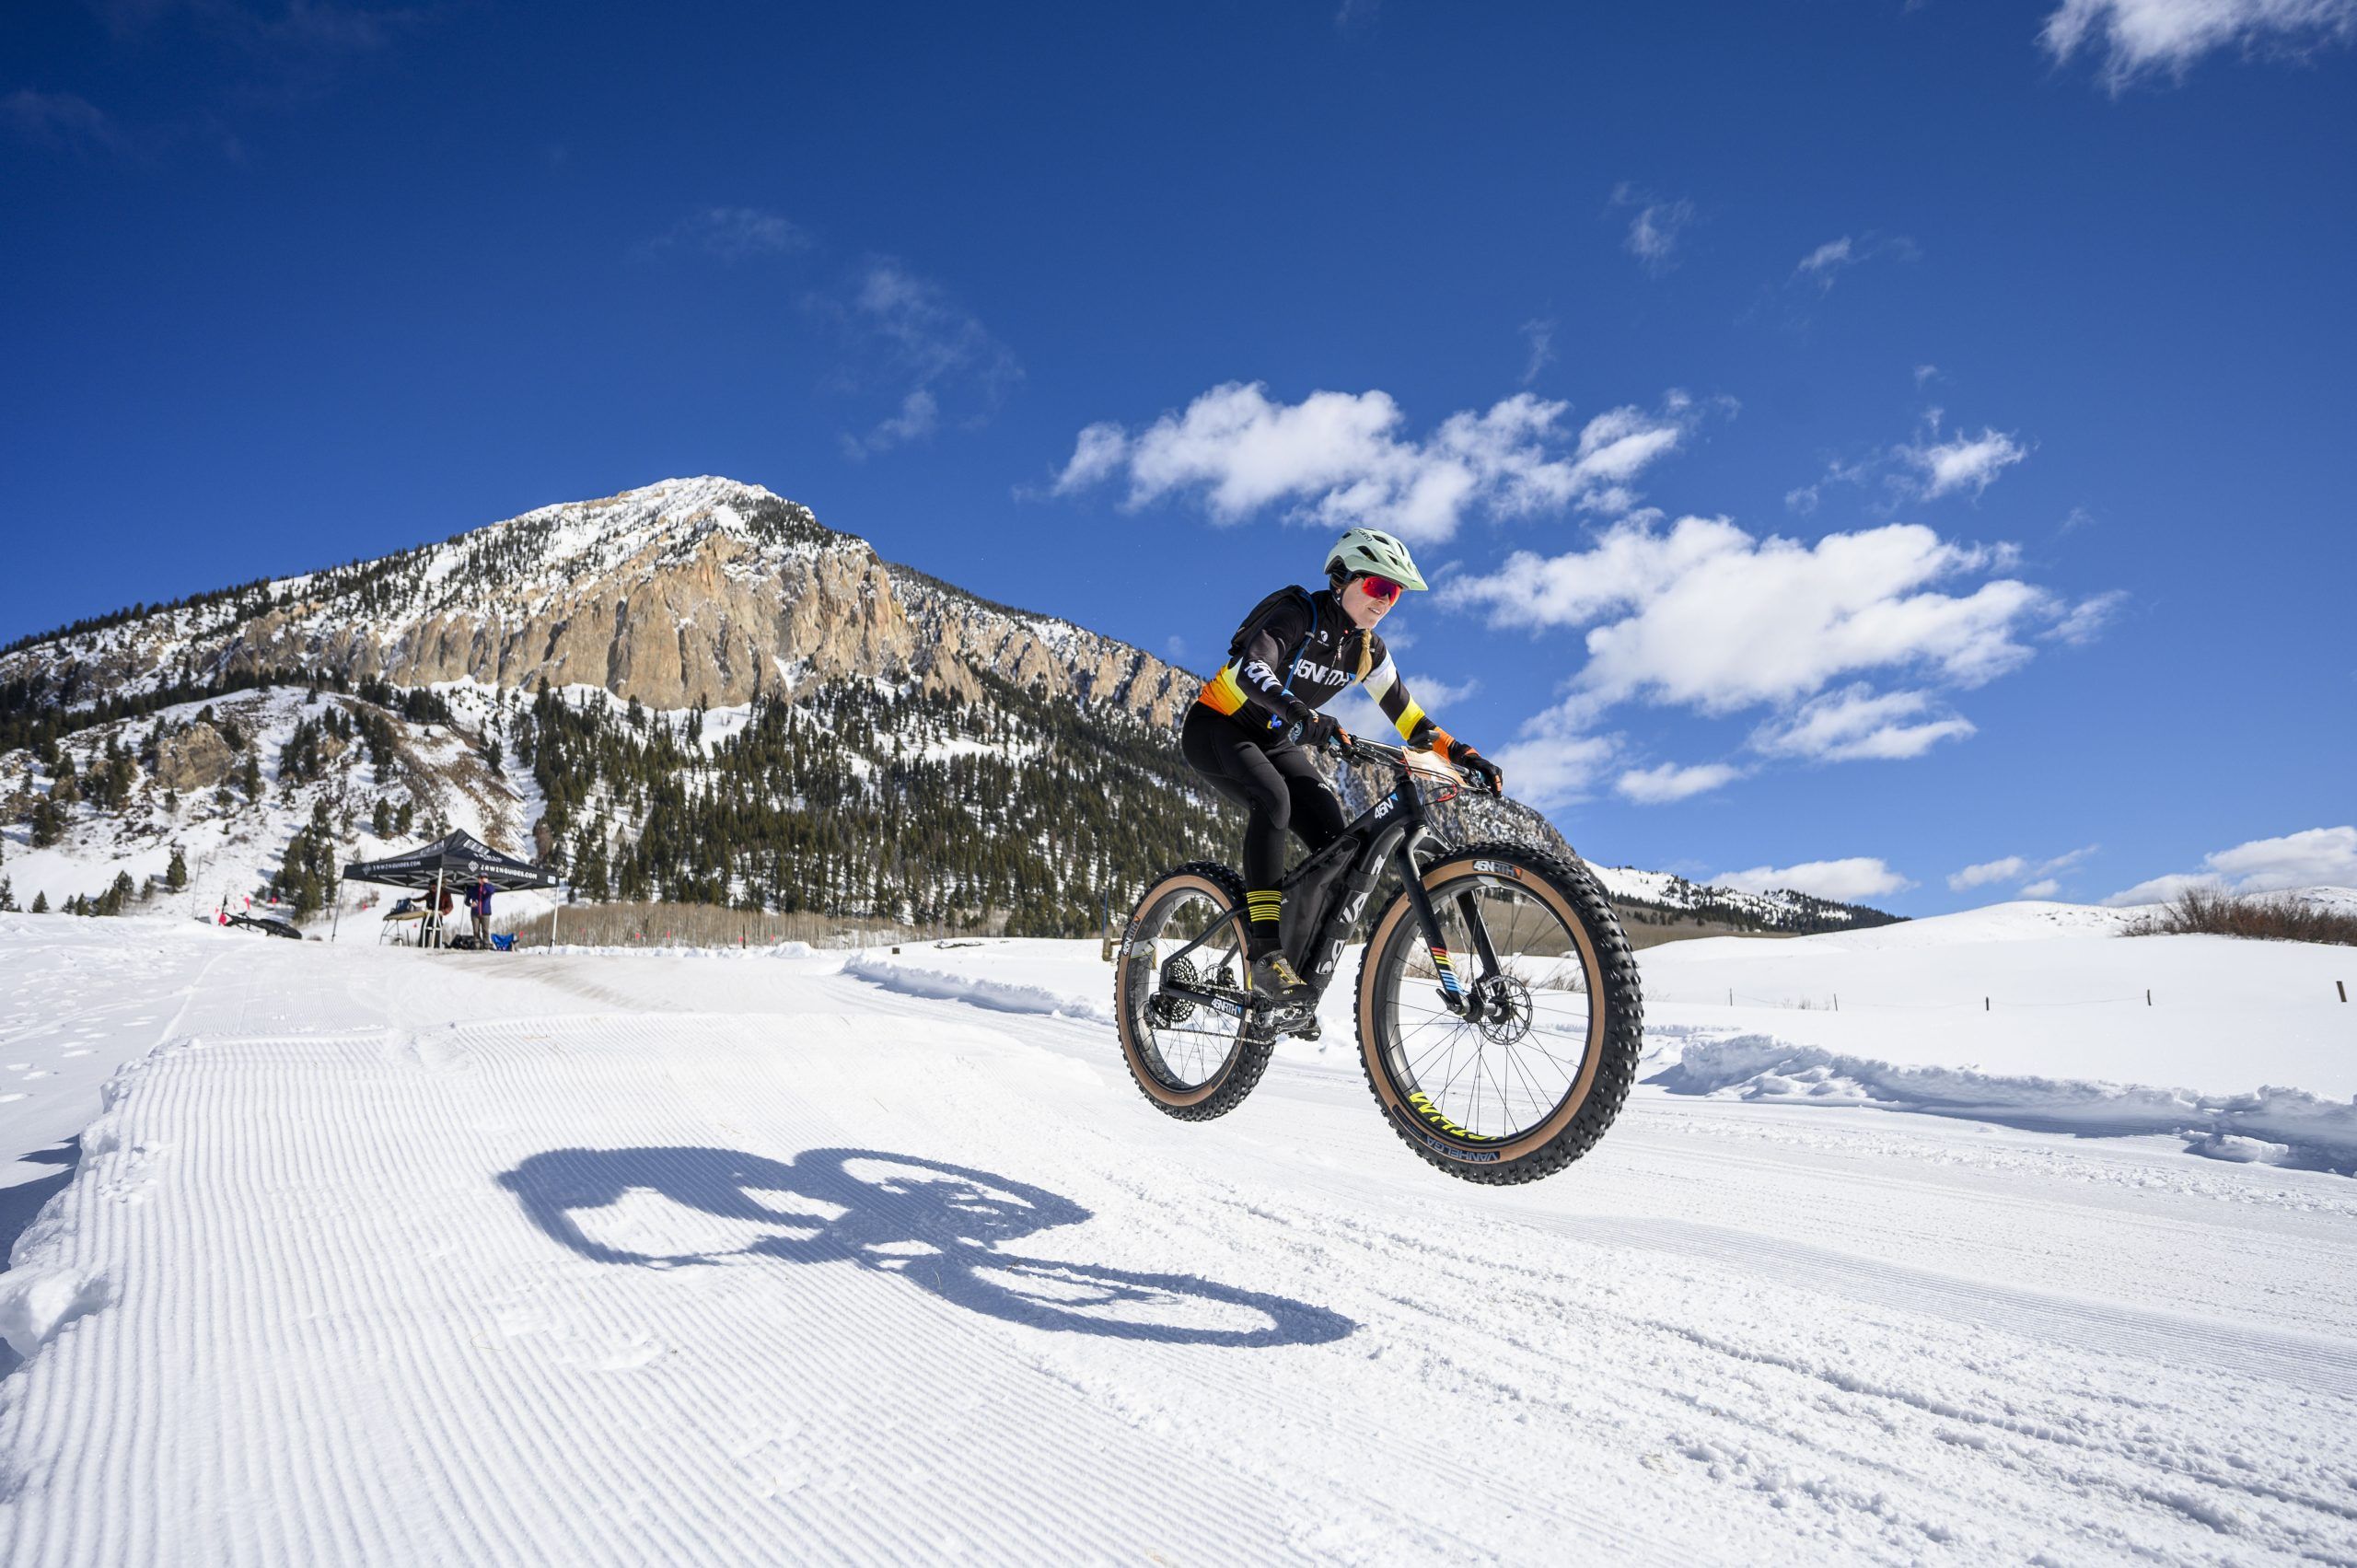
434,877,455,948
469,875,493,947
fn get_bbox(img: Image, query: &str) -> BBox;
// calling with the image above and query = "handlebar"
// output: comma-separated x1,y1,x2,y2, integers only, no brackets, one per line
1330,733,1497,797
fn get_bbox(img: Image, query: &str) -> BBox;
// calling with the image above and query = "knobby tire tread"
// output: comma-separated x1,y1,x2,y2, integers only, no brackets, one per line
1356,842,1643,1184
1117,860,1276,1122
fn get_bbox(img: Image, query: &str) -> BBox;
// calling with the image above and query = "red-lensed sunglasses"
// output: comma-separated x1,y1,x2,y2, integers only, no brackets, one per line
1355,574,1405,604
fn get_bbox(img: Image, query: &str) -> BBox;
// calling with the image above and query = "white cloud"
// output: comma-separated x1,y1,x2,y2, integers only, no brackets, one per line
636,206,809,263
1616,761,1744,804
1799,410,2031,509
2102,825,2357,905
1712,857,1913,902
1950,843,2099,893
1330,673,1480,744
1949,855,2030,890
1448,516,2052,713
1518,318,1557,386
3,89,124,153
822,260,1020,459
1913,364,1941,388
1051,384,1704,542
1793,233,1919,292
2043,0,2356,89
1612,183,1695,273
1898,423,2029,500
1751,684,1977,761
1494,732,1619,810
2047,589,2127,645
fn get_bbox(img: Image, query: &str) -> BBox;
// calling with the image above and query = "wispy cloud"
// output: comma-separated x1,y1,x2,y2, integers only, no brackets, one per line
1051,384,1714,542
2103,825,2357,905
819,260,1021,459
1792,232,1920,292
633,206,811,264
2043,0,2357,90
87,0,429,103
3,89,127,154
1750,684,1977,762
1948,844,2097,893
1616,761,1745,804
2,86,240,161
1518,318,1557,386
1898,416,2030,500
1611,183,1696,274
1712,857,1914,902
1796,409,2032,511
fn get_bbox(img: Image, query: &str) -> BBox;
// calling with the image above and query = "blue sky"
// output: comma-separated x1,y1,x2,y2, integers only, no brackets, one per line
6,0,2353,912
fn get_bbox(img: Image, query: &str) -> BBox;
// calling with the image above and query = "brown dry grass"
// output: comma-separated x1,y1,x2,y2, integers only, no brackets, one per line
2124,887,2357,947
503,901,965,951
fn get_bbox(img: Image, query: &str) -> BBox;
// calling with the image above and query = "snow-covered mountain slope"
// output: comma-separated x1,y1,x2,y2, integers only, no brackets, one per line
0,476,1196,725
2,917,2353,1563
0,684,548,929
1585,863,1902,934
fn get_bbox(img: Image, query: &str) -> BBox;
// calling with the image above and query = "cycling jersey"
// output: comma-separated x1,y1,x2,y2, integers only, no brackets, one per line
1194,585,1435,749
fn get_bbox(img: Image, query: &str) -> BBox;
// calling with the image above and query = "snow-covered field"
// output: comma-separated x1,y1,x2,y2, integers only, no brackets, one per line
4,909,2356,1563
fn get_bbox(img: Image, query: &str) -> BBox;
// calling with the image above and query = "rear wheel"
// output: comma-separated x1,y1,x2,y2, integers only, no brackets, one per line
1355,843,1642,1183
1114,862,1273,1121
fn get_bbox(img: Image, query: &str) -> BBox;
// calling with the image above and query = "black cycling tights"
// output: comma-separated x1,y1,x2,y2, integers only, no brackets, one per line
1179,706,1349,899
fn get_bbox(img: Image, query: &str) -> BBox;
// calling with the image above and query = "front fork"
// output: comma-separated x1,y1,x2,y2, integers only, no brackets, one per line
1394,845,1502,1022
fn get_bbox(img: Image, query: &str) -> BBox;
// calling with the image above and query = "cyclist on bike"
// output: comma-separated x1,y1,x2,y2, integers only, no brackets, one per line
1181,528,1504,1006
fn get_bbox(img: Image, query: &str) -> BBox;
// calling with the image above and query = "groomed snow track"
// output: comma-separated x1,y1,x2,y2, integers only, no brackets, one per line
4,935,2356,1564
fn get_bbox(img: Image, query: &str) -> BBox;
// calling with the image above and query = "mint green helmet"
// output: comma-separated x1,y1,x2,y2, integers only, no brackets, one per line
1324,528,1427,591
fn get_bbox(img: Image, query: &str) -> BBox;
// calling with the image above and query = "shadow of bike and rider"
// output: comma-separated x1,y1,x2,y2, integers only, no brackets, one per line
497,1145,1353,1350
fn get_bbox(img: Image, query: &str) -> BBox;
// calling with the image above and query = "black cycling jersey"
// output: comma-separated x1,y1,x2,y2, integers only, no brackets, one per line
1193,585,1436,749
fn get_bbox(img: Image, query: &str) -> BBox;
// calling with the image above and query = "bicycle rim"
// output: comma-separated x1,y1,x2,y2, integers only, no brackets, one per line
1121,879,1248,1098
1369,870,1601,1148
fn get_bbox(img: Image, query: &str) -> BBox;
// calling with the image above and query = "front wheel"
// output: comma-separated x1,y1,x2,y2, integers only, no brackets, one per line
1356,842,1643,1183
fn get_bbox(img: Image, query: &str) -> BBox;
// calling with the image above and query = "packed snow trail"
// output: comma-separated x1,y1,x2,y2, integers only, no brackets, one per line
4,929,2356,1563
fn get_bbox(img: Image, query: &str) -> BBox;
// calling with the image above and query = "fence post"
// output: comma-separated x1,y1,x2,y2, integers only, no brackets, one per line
2146,988,2152,1007
1832,993,1839,1013
2340,981,2349,1004
1984,996,1990,1012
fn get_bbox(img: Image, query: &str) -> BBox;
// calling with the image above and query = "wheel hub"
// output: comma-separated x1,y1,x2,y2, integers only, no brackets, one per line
1147,956,1197,1027
1469,973,1533,1046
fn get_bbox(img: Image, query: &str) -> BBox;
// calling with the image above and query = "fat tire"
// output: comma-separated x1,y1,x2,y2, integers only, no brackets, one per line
1114,860,1276,1122
1354,842,1643,1184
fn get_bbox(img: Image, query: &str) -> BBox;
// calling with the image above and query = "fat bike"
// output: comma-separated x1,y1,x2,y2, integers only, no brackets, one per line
1113,737,1643,1185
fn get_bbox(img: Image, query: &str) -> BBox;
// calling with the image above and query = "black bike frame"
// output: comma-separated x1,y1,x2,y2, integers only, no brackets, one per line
1155,741,1488,1019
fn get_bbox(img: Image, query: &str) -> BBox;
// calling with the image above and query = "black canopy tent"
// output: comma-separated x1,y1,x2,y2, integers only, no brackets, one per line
340,830,558,947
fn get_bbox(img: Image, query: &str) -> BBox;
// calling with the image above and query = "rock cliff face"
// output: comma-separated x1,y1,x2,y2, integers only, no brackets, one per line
2,478,1198,725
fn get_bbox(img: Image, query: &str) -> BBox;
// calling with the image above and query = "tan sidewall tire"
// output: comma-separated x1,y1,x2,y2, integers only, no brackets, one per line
1357,857,1608,1165
1116,871,1252,1110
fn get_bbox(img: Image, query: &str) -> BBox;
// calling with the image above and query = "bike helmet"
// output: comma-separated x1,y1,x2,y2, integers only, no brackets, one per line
1324,528,1427,591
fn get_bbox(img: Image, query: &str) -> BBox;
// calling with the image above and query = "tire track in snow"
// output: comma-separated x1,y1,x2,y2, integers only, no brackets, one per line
812,967,2357,1564
0,1014,1330,1565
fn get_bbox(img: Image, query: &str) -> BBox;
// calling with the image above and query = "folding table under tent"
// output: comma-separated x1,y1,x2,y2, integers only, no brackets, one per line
340,830,559,948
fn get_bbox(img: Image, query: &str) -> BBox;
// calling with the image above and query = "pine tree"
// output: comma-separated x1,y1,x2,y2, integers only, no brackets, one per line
29,890,48,913
0,877,14,912
167,847,188,890
372,798,392,837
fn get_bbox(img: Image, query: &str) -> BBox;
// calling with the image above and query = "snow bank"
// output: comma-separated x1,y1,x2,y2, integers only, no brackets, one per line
842,949,1117,1025
1647,1025,2357,1172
